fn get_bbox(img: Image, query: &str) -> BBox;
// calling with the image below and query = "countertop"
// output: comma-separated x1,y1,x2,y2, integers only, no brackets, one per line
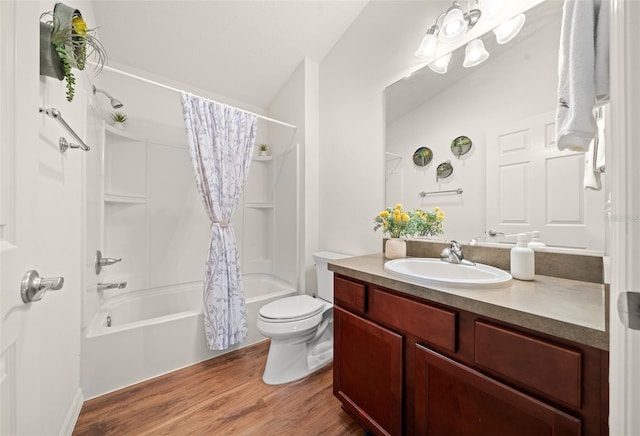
328,253,608,351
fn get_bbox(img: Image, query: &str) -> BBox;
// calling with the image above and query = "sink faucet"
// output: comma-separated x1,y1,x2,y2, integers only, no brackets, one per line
440,240,476,266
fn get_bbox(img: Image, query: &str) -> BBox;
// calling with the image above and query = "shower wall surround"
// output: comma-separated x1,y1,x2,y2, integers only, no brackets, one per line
101,122,209,294
97,116,299,300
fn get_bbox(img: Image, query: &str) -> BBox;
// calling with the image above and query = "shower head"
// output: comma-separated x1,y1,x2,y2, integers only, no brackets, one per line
92,85,124,109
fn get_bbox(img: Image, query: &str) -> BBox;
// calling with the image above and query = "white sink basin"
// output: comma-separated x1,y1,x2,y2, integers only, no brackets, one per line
384,258,512,288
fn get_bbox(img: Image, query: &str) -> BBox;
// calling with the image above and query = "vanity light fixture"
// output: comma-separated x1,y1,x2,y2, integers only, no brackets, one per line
493,14,526,44
428,53,453,74
463,38,490,68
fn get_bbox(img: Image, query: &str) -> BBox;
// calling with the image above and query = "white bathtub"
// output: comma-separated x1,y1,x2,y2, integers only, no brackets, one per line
81,275,296,399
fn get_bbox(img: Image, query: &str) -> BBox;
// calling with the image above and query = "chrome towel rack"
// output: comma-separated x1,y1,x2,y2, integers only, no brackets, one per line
419,188,463,197
39,107,90,152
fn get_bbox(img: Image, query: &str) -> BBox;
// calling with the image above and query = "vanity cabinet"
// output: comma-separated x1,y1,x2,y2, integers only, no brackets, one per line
333,275,608,436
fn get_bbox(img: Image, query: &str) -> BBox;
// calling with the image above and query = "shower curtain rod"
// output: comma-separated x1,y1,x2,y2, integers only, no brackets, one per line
95,64,298,130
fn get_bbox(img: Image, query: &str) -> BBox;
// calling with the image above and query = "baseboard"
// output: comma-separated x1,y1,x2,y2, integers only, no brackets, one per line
59,388,83,436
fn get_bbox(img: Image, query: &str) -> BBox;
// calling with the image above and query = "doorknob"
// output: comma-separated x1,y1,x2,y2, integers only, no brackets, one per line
20,270,64,303
617,291,640,330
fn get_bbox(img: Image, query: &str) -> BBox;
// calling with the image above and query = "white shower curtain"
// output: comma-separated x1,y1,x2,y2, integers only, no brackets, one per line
181,92,257,350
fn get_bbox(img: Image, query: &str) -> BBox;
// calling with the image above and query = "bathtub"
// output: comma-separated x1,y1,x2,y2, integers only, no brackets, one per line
81,275,296,399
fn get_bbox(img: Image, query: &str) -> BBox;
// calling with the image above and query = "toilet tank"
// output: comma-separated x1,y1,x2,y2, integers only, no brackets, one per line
313,251,351,303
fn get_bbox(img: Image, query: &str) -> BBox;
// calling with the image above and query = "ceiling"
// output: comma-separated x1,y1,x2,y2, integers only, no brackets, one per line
91,0,369,109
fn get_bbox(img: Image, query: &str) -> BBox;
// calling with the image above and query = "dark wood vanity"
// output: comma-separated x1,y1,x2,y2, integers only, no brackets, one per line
330,248,609,436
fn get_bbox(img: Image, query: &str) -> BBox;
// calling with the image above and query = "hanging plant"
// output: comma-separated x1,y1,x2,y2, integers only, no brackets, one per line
40,3,107,102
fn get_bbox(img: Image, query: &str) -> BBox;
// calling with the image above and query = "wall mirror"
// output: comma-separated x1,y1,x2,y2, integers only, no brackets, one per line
384,0,606,253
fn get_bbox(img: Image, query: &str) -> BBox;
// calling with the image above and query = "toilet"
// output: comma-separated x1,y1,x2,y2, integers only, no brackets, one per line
257,251,350,385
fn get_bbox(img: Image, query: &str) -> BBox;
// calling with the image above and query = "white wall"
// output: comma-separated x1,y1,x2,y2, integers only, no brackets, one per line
319,1,431,256
268,58,321,293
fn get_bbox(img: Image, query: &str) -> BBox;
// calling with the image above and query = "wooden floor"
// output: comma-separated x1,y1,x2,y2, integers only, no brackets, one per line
73,340,365,435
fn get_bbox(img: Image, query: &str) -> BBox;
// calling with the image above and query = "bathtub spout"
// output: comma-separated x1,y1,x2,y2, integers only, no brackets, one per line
97,281,127,291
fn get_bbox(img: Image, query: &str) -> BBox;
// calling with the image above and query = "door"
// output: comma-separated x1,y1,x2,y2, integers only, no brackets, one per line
609,1,640,434
485,111,605,250
414,344,581,435
1,2,83,434
334,306,403,436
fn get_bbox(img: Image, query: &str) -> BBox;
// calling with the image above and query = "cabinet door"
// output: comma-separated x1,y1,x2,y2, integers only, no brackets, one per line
414,344,581,436
334,306,403,436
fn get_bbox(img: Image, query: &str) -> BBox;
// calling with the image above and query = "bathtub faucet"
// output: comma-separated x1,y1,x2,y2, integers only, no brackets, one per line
97,281,127,291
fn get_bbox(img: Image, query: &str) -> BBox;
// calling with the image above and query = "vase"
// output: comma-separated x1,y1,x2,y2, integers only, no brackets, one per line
385,238,406,259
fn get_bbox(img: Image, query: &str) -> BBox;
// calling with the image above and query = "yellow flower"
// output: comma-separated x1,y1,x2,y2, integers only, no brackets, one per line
395,203,403,211
434,206,441,212
437,212,445,220
379,210,389,218
72,16,88,36
401,213,410,222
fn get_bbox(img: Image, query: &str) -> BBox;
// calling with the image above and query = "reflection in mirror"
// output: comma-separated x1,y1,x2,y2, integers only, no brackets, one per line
384,1,606,253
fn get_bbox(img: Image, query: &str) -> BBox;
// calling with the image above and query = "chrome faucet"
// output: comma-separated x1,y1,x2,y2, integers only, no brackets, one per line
440,240,476,266
97,281,127,291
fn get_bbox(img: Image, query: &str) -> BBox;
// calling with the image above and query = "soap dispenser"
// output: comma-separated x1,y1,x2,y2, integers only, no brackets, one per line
511,233,535,280
527,231,546,250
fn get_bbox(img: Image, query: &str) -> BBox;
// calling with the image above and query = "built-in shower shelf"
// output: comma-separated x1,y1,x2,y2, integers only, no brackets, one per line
245,202,274,209
104,194,147,204
104,124,146,142
252,156,273,162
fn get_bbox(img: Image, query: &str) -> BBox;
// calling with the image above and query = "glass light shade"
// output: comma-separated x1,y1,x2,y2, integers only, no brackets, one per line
479,0,504,18
428,52,453,74
493,14,526,44
414,33,438,61
439,4,468,42
463,39,489,68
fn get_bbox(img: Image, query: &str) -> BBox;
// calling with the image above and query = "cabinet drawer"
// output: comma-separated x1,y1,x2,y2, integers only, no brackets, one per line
368,288,456,352
475,321,582,408
334,276,366,315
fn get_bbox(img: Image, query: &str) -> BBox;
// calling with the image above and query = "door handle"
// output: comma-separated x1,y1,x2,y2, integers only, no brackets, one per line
20,270,64,303
617,291,640,330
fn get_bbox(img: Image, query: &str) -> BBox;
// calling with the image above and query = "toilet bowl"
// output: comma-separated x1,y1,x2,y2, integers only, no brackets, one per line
257,251,350,385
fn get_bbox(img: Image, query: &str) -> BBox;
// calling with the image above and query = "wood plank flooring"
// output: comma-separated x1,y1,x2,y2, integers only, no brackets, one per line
73,340,366,435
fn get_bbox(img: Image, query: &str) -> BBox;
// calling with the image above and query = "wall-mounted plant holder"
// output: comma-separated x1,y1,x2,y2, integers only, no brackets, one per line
451,135,472,158
39,22,65,80
436,160,453,182
39,3,107,102
412,146,433,167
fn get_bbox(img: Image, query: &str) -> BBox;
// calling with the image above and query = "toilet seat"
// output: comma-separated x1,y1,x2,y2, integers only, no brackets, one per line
259,295,325,323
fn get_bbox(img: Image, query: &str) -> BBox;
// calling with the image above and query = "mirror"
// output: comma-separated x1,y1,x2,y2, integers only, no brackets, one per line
384,1,606,253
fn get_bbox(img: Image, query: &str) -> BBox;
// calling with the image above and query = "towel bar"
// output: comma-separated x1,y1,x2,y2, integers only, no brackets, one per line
39,107,90,151
419,188,463,197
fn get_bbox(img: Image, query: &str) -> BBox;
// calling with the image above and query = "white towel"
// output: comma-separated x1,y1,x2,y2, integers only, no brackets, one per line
556,0,610,152
583,109,606,191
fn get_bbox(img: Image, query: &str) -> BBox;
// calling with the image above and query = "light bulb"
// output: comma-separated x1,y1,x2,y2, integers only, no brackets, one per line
479,0,504,18
439,2,468,42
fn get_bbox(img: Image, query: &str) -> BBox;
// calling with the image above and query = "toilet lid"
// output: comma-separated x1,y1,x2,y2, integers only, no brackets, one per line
259,295,325,322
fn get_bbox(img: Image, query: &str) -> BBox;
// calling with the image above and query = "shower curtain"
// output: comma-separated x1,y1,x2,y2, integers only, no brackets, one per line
181,92,257,350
